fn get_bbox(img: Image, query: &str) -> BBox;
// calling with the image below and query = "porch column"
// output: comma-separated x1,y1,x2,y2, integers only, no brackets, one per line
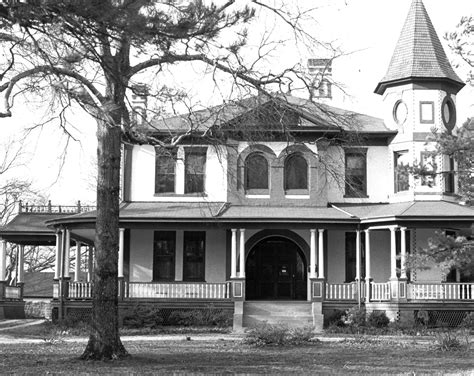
17,244,25,284
355,230,361,281
54,231,62,280
309,229,317,278
231,229,237,278
317,229,325,278
400,227,407,279
364,229,371,303
389,227,397,280
239,229,245,278
74,241,81,282
63,229,71,279
87,246,93,283
118,228,125,278
0,239,6,281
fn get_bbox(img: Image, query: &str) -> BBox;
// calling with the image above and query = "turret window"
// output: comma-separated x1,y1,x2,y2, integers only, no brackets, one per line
420,101,434,124
394,150,410,193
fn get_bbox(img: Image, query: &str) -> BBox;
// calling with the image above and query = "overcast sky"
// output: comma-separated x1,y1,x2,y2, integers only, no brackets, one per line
2,0,472,205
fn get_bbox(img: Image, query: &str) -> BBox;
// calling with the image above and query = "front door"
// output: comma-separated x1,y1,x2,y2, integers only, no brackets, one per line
246,236,307,300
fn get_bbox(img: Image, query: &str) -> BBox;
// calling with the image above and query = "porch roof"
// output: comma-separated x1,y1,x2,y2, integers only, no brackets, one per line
335,201,474,224
0,213,58,245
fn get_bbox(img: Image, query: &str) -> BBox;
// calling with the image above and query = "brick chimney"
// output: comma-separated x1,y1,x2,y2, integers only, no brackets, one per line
307,58,332,101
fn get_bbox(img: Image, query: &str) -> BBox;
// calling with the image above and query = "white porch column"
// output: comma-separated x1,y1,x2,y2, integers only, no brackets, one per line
239,229,245,278
63,229,71,279
318,229,325,279
0,239,7,281
231,229,237,278
54,231,62,280
310,229,317,278
355,230,361,281
17,244,25,284
74,241,81,282
400,227,407,279
118,228,125,278
390,227,397,280
364,229,371,302
87,246,93,283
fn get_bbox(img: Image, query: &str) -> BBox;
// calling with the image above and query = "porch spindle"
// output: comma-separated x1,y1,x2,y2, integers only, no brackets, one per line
0,239,7,281
239,229,246,278
74,241,81,282
231,229,237,278
118,228,125,278
364,229,371,303
310,229,316,278
400,227,407,279
389,227,397,280
318,229,325,278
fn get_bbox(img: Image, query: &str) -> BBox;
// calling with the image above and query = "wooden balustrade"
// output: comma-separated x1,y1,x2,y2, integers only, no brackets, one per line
68,282,92,299
371,282,391,301
126,282,231,299
325,282,365,300
409,283,474,300
4,286,21,300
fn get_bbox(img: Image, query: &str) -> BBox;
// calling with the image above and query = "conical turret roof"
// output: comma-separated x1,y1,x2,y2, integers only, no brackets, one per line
375,0,464,95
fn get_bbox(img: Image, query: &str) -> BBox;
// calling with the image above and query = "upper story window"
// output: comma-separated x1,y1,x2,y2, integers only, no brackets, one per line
284,154,308,192
394,150,410,193
245,153,269,191
444,156,455,193
345,149,367,197
420,101,434,124
155,149,176,194
420,152,437,187
185,148,206,194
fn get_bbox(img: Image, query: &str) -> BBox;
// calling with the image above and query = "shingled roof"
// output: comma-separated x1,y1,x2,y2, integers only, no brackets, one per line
375,0,464,95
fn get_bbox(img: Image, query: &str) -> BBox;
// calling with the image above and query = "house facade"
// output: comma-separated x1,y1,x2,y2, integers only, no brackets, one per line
1,0,473,328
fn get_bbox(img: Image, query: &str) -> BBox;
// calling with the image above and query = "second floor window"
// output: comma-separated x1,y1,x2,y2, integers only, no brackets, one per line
420,152,437,187
185,148,206,194
245,153,269,191
155,149,176,194
444,156,455,193
284,154,308,191
394,150,410,193
345,149,367,197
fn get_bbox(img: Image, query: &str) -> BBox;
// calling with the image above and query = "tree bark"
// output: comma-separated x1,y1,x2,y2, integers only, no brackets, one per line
81,118,128,360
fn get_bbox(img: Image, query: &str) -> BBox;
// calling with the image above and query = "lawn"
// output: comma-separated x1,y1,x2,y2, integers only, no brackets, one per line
0,336,472,375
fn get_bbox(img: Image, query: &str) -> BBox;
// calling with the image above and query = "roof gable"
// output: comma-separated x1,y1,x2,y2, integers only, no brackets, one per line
375,0,464,95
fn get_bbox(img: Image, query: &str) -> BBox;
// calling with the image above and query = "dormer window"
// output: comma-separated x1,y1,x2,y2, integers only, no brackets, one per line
185,148,207,194
284,154,308,193
245,152,269,193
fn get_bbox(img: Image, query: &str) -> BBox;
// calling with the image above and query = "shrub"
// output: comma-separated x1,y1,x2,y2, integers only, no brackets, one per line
342,306,366,329
434,331,469,352
122,305,164,329
244,323,315,347
460,312,474,331
324,309,346,328
167,309,232,327
367,311,390,328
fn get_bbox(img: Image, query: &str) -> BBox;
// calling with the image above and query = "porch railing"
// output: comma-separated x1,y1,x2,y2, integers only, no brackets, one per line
408,283,474,300
69,282,92,299
126,282,231,299
370,282,391,301
4,286,21,300
326,282,365,301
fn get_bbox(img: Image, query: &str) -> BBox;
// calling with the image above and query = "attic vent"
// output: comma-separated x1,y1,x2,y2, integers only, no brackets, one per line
307,58,332,100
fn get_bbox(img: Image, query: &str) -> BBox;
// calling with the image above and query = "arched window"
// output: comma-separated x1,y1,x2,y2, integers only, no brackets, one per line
245,153,269,190
284,154,308,191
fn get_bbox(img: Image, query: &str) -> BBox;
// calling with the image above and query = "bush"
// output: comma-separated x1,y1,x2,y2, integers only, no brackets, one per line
367,311,390,328
122,305,164,329
324,309,346,328
167,309,232,327
342,306,366,329
434,331,470,352
460,312,474,331
244,323,315,347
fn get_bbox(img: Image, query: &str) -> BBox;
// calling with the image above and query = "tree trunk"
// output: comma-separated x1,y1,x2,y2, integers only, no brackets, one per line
81,119,128,360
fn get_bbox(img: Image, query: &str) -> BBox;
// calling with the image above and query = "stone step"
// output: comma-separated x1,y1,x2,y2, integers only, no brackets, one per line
243,314,314,328
244,301,312,317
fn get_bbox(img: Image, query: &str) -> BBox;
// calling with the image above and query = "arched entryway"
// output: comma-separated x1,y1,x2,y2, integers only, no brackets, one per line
246,236,307,300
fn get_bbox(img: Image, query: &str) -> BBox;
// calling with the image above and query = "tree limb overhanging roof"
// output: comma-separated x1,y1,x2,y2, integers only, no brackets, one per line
375,0,465,95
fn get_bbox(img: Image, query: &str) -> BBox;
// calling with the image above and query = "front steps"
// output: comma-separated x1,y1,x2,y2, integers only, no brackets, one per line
240,301,323,331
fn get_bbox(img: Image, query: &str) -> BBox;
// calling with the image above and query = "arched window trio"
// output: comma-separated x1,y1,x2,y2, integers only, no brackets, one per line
244,151,310,194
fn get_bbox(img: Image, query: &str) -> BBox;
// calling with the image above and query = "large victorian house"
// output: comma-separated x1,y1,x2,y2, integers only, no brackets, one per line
1,0,473,329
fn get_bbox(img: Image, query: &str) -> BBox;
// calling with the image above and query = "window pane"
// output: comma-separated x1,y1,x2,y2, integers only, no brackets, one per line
185,150,206,193
420,153,436,187
394,150,410,192
285,154,308,190
183,231,205,281
345,152,366,196
155,151,175,193
420,102,434,123
153,231,176,281
245,153,268,190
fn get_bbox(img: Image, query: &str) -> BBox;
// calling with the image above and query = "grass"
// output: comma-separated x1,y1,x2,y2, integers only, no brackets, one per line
0,336,472,374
